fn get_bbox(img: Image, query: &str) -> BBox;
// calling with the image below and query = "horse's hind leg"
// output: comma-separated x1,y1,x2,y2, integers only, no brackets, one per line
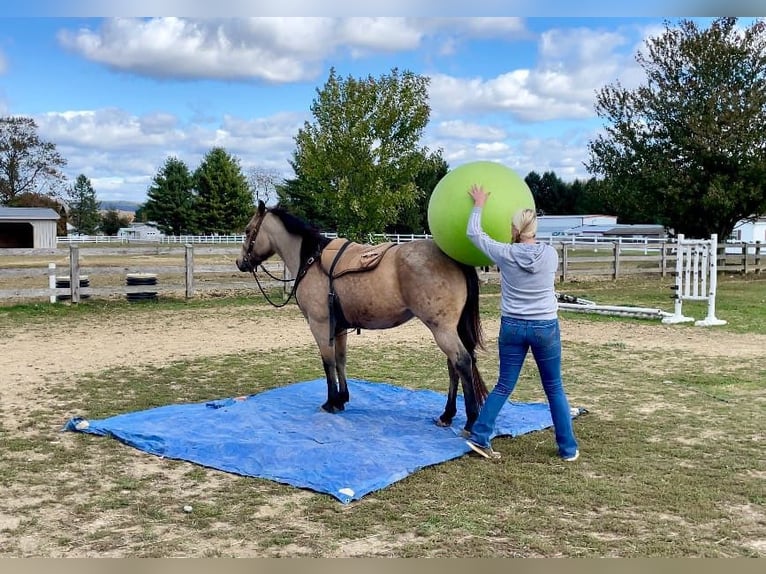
436,360,459,427
431,330,479,433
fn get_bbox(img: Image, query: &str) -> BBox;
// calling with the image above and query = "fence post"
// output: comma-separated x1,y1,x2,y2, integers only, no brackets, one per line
755,241,762,274
559,243,568,282
660,242,668,278
185,244,194,298
612,242,620,279
48,263,56,303
741,241,748,274
69,244,80,304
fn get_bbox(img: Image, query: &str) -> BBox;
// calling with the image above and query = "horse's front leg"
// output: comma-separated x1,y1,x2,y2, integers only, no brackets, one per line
310,322,344,414
334,329,350,408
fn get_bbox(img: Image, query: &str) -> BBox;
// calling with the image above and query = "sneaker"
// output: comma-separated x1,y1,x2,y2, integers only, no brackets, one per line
465,439,501,460
562,450,580,462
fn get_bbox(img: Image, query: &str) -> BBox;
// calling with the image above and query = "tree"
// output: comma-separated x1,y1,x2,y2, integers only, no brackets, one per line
587,17,766,239
0,116,67,204
246,166,282,207
275,176,335,230
142,156,196,235
193,147,253,234
287,67,431,240
100,209,131,236
66,174,101,235
387,149,448,234
525,171,581,215
8,191,68,235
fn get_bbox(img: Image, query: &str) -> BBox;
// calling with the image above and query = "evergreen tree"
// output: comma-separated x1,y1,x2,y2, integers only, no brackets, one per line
143,156,196,235
66,174,101,235
193,147,253,234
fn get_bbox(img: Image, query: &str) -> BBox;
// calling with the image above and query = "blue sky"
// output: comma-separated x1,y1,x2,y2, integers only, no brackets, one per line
0,15,734,204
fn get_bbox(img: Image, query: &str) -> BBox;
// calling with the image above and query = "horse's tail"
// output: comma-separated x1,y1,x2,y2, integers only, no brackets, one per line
457,263,489,405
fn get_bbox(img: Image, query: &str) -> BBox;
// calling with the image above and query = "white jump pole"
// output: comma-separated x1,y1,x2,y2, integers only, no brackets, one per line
663,234,695,324
695,233,726,327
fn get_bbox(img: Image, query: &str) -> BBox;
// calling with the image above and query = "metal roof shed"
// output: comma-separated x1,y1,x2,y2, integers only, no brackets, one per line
0,207,61,249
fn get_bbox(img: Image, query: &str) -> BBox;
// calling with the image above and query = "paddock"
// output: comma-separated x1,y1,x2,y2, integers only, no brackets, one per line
0,281,764,557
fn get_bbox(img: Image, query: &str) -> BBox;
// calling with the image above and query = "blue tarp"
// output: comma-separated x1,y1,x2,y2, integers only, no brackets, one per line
63,378,586,503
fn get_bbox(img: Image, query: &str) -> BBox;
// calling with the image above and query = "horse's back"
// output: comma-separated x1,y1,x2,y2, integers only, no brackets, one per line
325,239,470,330
396,239,466,278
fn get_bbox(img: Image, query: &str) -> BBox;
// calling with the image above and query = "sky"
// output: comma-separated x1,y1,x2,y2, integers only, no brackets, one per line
0,12,749,205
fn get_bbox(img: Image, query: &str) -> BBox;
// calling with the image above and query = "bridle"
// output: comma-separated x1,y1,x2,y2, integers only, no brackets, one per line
243,210,319,308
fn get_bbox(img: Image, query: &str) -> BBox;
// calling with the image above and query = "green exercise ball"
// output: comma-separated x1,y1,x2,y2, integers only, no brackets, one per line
427,161,536,267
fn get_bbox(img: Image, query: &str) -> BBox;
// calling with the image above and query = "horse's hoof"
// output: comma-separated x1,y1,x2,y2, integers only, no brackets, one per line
320,403,342,414
459,429,471,438
433,417,451,428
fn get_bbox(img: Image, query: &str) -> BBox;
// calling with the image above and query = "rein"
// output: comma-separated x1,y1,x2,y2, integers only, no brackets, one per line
244,208,324,308
249,254,317,308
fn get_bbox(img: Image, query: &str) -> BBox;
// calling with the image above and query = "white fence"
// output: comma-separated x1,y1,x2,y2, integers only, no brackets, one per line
58,232,669,249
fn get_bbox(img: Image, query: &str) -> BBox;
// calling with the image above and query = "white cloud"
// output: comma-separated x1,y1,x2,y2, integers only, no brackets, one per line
57,18,329,83
56,17,531,83
35,107,303,202
429,25,642,122
434,119,506,140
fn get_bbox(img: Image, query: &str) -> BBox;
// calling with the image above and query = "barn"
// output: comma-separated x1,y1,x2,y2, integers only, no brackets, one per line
0,207,60,249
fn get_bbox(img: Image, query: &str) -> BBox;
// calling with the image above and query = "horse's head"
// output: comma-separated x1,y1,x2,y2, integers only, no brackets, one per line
236,200,275,272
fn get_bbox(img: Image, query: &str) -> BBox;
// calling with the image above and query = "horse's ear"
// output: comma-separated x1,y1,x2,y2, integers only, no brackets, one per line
257,200,266,215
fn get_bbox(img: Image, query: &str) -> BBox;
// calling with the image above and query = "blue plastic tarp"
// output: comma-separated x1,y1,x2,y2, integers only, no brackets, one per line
64,378,585,503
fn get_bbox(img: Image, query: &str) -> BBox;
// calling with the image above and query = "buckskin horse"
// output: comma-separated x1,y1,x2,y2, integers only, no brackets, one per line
236,201,488,433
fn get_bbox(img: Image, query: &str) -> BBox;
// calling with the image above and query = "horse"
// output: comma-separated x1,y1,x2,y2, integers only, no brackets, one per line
235,201,489,433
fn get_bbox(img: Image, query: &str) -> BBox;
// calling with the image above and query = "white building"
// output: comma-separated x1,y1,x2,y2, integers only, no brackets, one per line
0,207,60,248
537,215,618,236
117,222,164,241
730,217,766,243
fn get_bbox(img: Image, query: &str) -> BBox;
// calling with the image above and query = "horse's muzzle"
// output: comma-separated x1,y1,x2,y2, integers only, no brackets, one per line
235,257,251,272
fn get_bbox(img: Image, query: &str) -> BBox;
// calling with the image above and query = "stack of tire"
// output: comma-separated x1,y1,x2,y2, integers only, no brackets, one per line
56,276,90,302
126,273,158,302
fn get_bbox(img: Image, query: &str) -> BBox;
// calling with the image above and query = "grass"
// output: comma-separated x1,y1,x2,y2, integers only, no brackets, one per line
0,274,765,557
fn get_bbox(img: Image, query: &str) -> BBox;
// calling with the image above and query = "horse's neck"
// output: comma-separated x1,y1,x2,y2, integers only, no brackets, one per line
266,216,303,277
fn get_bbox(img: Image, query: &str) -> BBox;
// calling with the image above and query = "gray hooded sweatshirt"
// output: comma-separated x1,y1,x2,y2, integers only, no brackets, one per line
467,207,559,320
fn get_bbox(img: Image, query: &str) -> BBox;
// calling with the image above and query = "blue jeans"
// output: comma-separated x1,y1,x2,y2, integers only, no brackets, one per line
469,317,579,459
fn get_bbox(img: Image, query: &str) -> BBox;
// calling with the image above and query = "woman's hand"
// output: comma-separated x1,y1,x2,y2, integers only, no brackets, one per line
468,184,490,207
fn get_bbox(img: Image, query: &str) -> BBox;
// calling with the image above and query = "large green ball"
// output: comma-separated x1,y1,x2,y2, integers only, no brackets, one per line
427,161,536,267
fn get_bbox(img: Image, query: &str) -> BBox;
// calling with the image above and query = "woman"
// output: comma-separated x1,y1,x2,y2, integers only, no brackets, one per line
464,183,579,462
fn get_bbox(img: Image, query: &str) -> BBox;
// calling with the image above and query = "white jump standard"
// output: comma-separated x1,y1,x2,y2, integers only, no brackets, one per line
662,234,726,327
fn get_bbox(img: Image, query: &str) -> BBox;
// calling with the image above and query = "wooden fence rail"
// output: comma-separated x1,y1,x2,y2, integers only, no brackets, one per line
0,241,762,304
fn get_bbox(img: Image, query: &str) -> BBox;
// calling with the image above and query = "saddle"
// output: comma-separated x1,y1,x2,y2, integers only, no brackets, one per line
319,238,396,345
320,238,395,278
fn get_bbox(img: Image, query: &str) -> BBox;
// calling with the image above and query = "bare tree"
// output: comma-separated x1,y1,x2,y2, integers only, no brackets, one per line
246,166,283,207
0,116,67,204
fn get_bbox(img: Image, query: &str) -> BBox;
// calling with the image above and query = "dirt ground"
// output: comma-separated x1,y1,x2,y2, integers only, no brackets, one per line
2,305,764,429
1,303,765,557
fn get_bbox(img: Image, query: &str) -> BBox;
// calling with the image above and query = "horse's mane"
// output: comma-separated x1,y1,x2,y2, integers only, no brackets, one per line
268,206,333,261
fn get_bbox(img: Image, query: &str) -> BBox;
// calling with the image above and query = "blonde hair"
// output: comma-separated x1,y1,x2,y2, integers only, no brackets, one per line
512,208,538,241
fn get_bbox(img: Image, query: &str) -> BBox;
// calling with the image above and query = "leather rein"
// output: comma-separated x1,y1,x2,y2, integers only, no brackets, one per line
244,210,320,308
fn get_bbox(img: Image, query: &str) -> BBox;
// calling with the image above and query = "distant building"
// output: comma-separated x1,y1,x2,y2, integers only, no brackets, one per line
729,217,766,243
537,215,618,237
117,221,164,241
537,214,667,239
0,206,60,248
